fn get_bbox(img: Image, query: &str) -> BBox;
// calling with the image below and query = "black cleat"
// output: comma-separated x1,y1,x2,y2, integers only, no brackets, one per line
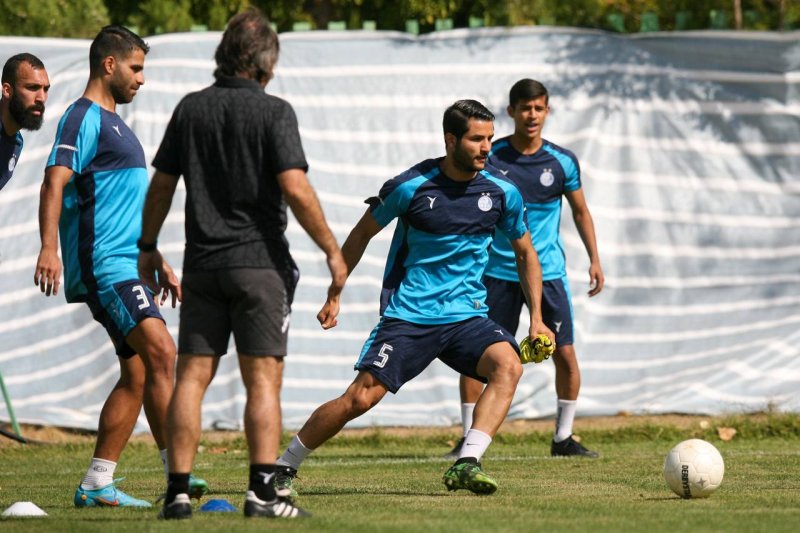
159,493,192,520
443,437,465,460
243,491,310,518
551,435,599,458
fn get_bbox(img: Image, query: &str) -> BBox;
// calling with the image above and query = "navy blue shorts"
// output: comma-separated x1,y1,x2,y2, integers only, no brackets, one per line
85,279,165,359
355,316,519,393
484,275,574,346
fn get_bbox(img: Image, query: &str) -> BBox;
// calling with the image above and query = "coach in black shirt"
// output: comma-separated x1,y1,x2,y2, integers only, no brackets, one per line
139,8,346,520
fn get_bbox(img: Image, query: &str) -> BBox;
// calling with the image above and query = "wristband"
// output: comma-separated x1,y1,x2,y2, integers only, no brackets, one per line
137,238,157,252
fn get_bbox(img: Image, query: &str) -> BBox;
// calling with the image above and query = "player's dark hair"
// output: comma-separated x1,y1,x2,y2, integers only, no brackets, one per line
214,8,279,83
2,53,45,86
443,99,495,139
509,78,549,107
89,25,149,76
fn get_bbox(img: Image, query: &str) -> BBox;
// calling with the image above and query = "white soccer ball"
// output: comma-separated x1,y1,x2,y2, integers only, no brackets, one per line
663,439,725,498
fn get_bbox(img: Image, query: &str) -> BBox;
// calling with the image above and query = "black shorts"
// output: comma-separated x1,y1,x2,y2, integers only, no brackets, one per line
179,268,298,357
484,275,575,346
355,316,519,393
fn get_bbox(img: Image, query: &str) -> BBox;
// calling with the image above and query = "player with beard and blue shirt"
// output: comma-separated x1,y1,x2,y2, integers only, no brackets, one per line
33,26,207,508
448,79,604,459
0,53,49,192
272,100,554,500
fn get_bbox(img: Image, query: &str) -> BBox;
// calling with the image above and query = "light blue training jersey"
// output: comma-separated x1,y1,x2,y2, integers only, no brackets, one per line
484,137,581,282
48,98,148,303
369,158,528,325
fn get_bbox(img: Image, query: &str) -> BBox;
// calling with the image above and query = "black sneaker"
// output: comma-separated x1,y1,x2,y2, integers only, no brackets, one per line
159,493,192,520
275,465,298,499
243,491,310,518
443,437,465,460
551,435,599,458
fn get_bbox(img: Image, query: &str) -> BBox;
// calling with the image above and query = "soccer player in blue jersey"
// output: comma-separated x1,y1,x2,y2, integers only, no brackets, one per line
273,100,554,498
448,79,604,459
1,53,49,192
33,26,207,507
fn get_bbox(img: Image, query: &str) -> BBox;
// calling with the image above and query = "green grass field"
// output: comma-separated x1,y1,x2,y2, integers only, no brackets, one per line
1,413,798,532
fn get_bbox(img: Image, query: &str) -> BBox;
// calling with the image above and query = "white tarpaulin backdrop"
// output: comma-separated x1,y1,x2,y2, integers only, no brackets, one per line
1,27,798,432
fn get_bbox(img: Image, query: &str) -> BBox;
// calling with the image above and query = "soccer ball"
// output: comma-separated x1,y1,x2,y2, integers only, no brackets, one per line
663,439,725,498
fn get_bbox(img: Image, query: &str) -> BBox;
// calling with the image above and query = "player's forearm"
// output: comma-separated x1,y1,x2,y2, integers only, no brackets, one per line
573,210,601,264
516,246,544,324
339,228,371,277
38,178,63,251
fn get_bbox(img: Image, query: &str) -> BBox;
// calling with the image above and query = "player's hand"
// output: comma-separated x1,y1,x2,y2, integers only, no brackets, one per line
529,321,554,347
317,293,340,330
588,262,604,297
138,250,181,308
157,255,182,307
34,248,62,296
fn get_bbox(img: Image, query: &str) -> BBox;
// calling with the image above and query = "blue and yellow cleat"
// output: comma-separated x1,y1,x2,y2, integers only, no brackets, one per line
74,478,152,508
188,474,210,500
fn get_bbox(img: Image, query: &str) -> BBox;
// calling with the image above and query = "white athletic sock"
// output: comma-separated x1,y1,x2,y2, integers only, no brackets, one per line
160,449,169,481
458,429,492,462
276,435,313,470
554,399,578,443
81,458,117,490
460,403,475,438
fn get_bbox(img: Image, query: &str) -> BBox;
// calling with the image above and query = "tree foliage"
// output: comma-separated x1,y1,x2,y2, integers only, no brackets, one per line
0,0,108,38
0,0,794,38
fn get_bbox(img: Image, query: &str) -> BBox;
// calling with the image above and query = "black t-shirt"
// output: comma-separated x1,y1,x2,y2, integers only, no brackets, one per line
153,76,308,272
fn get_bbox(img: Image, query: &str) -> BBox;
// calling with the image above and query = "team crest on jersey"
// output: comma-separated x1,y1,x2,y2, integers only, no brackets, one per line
540,168,554,187
7,154,16,172
477,193,492,212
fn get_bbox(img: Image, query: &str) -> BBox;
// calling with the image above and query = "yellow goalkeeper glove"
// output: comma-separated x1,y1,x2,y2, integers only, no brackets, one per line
519,334,555,364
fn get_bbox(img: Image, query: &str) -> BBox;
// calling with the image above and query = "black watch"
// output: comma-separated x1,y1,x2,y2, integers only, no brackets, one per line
137,238,157,252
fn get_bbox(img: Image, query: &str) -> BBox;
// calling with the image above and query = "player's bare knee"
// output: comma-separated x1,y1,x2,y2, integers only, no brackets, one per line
144,346,176,379
487,354,522,386
119,371,146,395
341,387,380,416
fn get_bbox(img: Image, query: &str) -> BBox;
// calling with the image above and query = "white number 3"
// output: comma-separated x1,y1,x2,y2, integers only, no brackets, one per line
132,285,150,310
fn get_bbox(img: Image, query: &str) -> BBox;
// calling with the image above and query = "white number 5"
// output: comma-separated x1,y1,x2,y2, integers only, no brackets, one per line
374,343,392,368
